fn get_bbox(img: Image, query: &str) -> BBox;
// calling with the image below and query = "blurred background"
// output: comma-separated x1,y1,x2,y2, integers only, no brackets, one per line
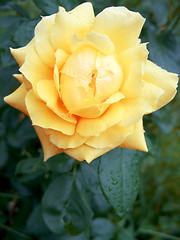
0,0,180,239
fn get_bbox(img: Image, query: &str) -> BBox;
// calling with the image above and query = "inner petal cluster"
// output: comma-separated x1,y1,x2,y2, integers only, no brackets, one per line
60,47,123,118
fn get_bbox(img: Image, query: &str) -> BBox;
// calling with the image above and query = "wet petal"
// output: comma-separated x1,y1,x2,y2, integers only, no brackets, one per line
25,89,75,134
51,2,95,53
143,60,178,110
93,6,145,52
64,144,112,163
4,83,28,115
35,14,56,68
119,118,148,151
34,126,63,161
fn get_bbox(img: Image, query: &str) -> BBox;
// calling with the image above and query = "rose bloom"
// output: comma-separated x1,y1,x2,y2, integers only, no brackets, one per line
4,3,178,163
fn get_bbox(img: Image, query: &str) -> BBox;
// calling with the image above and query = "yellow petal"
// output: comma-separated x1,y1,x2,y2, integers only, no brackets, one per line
70,31,115,55
25,89,75,135
34,126,63,161
119,118,148,152
119,82,164,126
35,15,56,68
51,2,95,53
64,144,112,163
95,53,123,101
13,74,32,90
118,43,148,98
36,80,77,123
143,60,179,110
93,6,145,52
19,47,53,93
76,101,124,137
10,38,35,67
46,129,87,149
55,48,69,70
4,83,28,115
86,123,134,148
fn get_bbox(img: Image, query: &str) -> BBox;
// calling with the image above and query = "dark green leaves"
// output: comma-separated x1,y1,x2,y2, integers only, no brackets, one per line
45,153,74,173
41,174,73,234
32,0,79,15
99,148,141,218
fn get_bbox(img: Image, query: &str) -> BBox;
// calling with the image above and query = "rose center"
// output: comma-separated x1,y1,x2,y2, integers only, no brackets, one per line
60,47,123,118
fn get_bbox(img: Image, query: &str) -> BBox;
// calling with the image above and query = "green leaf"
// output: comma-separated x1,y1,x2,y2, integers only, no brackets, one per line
26,205,50,236
91,218,115,238
45,153,74,173
16,158,45,175
41,174,73,234
80,160,101,194
32,0,79,15
13,20,39,46
0,140,8,169
66,177,93,235
98,148,141,218
147,29,180,75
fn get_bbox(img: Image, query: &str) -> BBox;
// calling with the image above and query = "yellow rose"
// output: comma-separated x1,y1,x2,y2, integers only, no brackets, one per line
4,3,178,163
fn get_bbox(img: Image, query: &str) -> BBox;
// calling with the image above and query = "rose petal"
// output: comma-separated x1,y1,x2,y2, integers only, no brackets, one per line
46,129,87,149
10,38,35,67
4,83,28,115
34,126,63,161
37,80,77,123
51,2,95,53
19,47,53,93
76,101,124,137
93,6,145,52
118,43,148,98
119,118,148,152
143,60,178,110
119,82,164,126
70,31,115,55
64,144,112,163
25,89,75,135
86,123,134,148
35,15,56,68
13,74,32,90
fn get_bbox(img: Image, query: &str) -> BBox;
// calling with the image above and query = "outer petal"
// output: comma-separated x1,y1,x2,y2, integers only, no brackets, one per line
86,123,134,148
143,60,178,110
35,15,56,68
119,119,148,152
25,89,75,135
118,43,148,98
119,82,164,126
36,80,77,123
93,6,145,52
46,129,87,149
70,31,115,55
13,74,32,90
34,126,63,161
10,38,35,67
51,2,95,53
64,144,112,163
76,101,124,137
4,83,28,115
19,47,53,93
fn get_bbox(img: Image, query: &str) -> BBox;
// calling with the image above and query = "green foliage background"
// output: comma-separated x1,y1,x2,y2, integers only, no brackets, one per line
0,0,180,239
